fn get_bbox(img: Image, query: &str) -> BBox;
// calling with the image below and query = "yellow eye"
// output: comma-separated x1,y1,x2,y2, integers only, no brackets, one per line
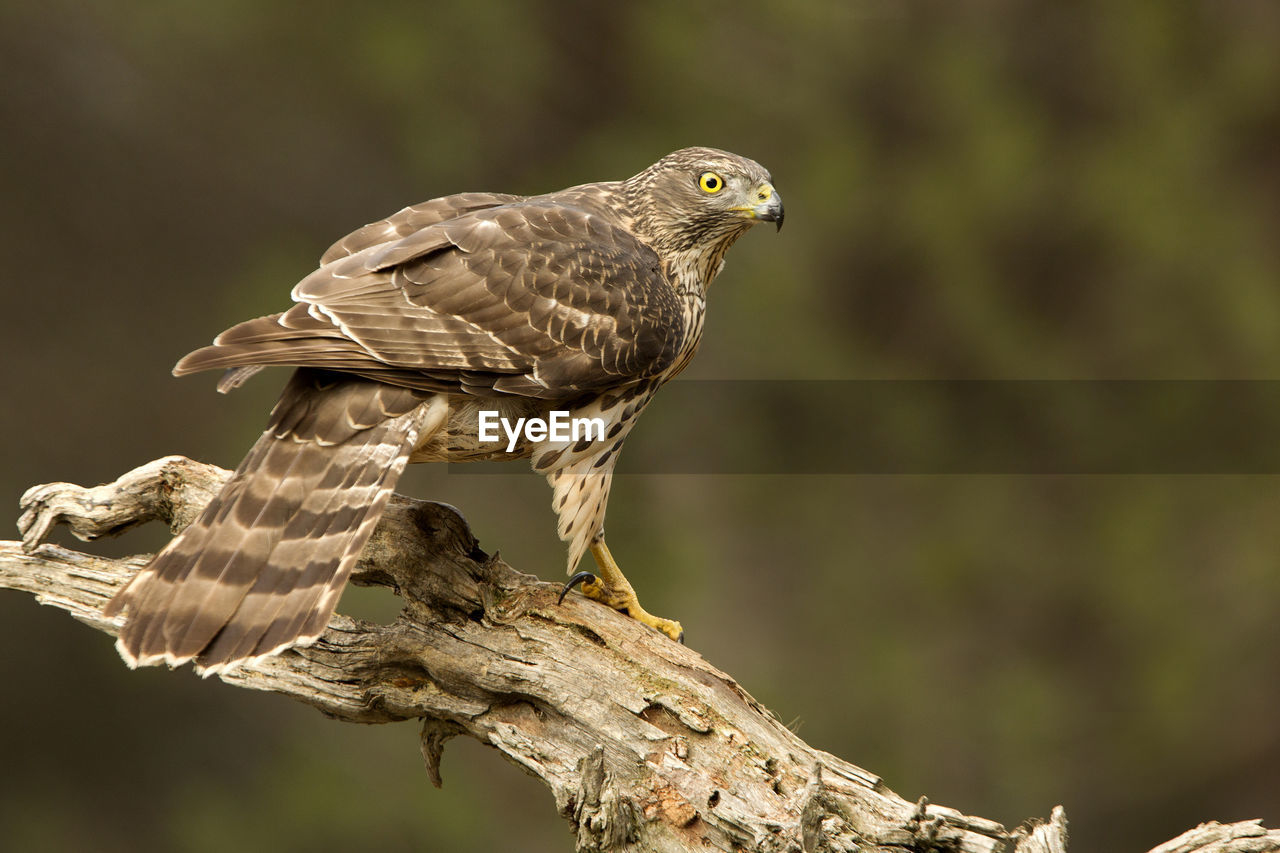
698,171,725,194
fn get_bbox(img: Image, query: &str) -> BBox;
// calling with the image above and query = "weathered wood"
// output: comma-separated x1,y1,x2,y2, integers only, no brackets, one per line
4,456,1276,852
1146,820,1280,853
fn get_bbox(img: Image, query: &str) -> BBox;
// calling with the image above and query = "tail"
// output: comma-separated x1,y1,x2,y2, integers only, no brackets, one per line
105,369,444,674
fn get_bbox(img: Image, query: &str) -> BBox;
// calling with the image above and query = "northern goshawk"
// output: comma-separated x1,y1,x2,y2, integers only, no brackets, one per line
105,147,782,672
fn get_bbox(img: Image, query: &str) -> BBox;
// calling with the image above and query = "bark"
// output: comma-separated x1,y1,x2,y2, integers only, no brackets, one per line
4,456,1276,853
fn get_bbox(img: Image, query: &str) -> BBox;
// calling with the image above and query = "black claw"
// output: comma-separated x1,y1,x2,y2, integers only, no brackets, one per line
558,571,597,605
677,630,685,645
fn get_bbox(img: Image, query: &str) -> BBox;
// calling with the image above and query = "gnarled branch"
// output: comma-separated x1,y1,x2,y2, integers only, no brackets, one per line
3,456,1275,852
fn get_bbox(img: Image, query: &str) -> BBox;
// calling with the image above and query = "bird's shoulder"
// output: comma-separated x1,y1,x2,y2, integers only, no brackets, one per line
303,182,669,313
320,181,644,264
319,191,525,266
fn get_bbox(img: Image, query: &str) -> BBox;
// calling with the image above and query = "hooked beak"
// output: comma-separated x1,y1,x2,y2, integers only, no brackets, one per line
735,182,785,231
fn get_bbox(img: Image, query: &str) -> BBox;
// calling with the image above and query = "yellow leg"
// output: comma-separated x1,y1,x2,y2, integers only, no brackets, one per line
574,539,684,642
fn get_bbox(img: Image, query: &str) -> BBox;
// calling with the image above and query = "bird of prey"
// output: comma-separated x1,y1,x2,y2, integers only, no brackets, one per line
104,147,783,673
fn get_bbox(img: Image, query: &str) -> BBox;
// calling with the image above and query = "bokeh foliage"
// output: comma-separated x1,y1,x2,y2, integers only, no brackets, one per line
2,2,1279,852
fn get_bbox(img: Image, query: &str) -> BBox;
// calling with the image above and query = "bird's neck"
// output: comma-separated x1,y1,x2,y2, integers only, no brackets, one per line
666,227,748,297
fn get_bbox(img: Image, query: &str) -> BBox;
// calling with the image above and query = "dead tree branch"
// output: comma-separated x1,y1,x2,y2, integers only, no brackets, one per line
3,456,1275,852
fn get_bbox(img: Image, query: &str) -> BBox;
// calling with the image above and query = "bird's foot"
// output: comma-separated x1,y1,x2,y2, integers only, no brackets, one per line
559,570,684,643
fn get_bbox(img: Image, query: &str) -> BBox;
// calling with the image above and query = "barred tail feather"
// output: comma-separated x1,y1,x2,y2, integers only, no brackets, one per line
104,370,441,673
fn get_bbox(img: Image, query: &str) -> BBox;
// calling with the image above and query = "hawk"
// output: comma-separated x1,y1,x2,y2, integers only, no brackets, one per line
105,147,783,673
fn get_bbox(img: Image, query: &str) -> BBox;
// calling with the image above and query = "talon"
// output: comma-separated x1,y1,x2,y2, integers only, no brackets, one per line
558,570,597,605
565,540,685,643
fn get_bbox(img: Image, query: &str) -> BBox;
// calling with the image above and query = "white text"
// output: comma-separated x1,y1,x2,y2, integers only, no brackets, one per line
478,411,607,453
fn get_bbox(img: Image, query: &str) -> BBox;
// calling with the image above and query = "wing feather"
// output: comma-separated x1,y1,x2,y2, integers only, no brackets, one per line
318,192,521,265
176,194,684,398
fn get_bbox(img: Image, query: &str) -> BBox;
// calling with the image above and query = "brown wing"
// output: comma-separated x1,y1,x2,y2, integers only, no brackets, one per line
318,192,522,264
177,197,685,400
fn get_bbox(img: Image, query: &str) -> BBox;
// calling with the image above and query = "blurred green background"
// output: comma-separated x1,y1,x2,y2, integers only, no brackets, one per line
3,2,1280,851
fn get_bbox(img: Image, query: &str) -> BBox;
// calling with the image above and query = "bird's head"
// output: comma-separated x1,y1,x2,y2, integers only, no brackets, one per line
625,147,783,260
